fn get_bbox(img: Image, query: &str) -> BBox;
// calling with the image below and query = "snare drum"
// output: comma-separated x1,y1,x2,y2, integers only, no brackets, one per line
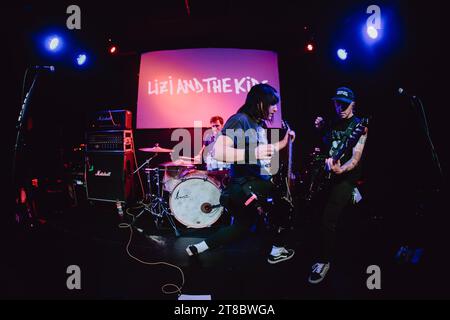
160,161,195,193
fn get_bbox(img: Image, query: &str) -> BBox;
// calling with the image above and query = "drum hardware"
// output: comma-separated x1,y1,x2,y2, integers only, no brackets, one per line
201,203,222,213
181,174,208,183
134,143,227,230
135,167,180,237
132,144,181,237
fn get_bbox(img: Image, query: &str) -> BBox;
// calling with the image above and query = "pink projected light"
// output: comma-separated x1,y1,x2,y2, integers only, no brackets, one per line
136,48,282,129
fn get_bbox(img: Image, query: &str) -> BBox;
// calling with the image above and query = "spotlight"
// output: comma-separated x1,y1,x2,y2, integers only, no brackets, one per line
367,26,379,39
109,45,118,54
49,38,59,50
108,38,118,55
306,43,314,52
337,49,348,60
76,53,87,66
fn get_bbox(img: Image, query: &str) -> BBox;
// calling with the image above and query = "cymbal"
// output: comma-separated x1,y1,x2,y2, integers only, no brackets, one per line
139,146,173,153
160,160,195,167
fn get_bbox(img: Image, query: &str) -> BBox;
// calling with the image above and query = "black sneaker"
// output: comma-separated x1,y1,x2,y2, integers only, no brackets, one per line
267,248,295,264
186,245,199,257
308,263,330,284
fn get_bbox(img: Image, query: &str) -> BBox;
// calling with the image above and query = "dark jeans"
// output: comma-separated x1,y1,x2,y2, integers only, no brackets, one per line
319,178,355,262
206,177,292,250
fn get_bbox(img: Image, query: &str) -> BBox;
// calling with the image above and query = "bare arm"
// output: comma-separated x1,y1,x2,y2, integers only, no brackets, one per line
193,144,206,164
340,130,368,173
274,130,296,152
213,135,245,163
274,134,288,152
213,135,275,163
198,145,206,156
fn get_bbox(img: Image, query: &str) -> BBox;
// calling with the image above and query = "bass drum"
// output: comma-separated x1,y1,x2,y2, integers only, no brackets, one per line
169,171,223,228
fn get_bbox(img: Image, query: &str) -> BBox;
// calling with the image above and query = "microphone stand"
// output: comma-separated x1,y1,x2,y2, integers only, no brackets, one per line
409,95,444,187
394,95,444,265
12,69,41,226
12,70,40,187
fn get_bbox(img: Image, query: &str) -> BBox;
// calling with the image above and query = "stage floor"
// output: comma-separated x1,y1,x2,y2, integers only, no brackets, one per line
1,200,445,300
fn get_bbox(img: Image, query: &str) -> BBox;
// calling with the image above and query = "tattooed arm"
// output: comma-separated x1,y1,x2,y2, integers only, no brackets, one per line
340,129,368,173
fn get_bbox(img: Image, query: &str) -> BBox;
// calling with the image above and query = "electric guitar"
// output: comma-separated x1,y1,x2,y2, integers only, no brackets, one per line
303,117,369,202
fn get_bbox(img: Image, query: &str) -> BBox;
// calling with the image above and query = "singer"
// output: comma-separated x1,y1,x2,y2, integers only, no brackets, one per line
186,84,296,265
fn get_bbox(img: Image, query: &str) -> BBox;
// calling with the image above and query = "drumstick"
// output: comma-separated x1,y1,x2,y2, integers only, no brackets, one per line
179,156,195,161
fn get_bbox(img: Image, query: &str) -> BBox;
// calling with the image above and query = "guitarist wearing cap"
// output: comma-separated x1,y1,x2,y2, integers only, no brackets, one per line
308,87,368,284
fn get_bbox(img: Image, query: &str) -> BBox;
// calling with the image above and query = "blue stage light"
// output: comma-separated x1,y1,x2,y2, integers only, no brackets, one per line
337,49,348,60
367,26,379,39
47,36,61,51
76,53,87,66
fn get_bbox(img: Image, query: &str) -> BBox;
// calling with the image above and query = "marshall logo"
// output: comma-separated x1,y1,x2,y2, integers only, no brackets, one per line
95,170,112,177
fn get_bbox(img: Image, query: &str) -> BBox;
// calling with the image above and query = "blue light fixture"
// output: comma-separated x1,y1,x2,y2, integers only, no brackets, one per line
76,53,87,66
46,35,62,52
337,49,348,60
367,26,379,40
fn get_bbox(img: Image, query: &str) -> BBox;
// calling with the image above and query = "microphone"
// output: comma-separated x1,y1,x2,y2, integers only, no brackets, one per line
34,65,55,72
398,87,416,99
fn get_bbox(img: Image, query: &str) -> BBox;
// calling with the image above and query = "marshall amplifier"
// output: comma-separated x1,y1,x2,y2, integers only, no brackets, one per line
86,130,133,152
87,110,132,130
85,129,136,203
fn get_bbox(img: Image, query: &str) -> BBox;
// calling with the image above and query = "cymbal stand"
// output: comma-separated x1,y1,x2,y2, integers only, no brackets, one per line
134,162,180,237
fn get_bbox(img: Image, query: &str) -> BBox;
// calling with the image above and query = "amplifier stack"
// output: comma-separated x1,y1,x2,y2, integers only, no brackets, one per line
85,110,136,203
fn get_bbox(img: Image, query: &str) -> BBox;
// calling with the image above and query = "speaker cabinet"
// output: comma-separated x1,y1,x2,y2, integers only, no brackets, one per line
85,151,135,203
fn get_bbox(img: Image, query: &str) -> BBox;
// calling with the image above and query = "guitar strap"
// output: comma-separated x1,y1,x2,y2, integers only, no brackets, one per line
330,117,363,159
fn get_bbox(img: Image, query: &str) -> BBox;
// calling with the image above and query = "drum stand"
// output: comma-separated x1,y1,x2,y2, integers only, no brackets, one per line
133,162,180,237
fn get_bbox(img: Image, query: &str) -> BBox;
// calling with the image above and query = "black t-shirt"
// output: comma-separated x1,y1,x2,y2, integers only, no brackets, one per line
220,113,272,181
324,116,363,183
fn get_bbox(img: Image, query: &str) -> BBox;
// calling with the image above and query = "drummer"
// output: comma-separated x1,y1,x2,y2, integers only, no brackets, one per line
196,116,231,172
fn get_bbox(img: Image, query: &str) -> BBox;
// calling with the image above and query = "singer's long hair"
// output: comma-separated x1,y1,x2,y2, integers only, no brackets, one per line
238,84,279,123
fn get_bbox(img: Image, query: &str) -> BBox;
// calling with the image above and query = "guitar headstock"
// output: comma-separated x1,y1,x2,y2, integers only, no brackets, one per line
361,117,369,127
359,117,370,134
281,119,291,131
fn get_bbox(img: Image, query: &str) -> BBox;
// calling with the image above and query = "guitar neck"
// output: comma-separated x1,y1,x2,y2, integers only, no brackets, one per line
281,119,294,186
287,135,293,185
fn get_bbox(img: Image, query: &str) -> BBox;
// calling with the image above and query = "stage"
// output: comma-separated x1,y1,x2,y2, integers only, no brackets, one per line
3,0,447,301
1,196,444,300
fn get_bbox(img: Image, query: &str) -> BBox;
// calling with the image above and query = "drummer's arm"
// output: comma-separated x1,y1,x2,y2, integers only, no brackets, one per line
213,135,245,163
194,145,206,163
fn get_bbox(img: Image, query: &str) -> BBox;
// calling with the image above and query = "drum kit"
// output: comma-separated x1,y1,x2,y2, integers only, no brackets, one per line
133,144,229,236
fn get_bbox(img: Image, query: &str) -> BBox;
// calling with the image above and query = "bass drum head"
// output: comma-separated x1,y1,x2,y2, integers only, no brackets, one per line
169,177,223,228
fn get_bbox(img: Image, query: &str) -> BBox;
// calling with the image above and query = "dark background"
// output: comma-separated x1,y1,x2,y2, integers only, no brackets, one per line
1,0,448,299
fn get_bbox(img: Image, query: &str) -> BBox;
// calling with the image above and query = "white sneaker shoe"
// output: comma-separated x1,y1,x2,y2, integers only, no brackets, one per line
267,248,295,264
308,262,330,284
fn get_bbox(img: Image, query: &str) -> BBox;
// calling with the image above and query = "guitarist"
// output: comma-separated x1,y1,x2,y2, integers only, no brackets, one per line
309,87,368,284
186,84,297,265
